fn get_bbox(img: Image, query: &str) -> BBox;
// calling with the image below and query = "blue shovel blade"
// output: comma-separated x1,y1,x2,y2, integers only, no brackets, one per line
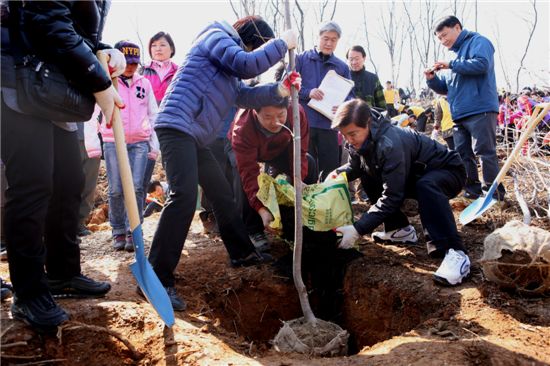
130,225,175,327
459,184,498,225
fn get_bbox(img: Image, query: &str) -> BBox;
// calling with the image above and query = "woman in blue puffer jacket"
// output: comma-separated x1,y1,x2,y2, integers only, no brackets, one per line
148,16,298,311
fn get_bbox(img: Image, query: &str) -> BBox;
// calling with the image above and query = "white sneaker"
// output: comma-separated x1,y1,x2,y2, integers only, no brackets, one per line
433,249,470,286
372,225,418,244
249,232,269,250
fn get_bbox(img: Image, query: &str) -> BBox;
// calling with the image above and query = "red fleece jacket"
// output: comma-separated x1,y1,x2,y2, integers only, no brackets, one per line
229,106,309,212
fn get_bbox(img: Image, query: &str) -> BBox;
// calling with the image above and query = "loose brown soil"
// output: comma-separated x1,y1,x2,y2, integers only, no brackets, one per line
1,168,549,365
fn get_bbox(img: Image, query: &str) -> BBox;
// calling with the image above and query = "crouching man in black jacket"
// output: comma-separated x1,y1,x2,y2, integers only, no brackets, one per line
333,99,470,286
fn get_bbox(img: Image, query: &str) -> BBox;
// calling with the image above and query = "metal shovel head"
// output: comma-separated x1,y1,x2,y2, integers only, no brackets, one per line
129,225,175,327
459,183,498,225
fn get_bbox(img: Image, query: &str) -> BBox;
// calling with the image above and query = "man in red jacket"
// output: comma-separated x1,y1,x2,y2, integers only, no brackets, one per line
228,98,317,249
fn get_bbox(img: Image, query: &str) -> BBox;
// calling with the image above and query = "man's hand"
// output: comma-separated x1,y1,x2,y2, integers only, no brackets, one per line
258,207,275,232
433,61,450,70
94,85,125,128
309,88,324,101
103,48,127,77
424,67,436,80
335,225,360,249
278,71,302,97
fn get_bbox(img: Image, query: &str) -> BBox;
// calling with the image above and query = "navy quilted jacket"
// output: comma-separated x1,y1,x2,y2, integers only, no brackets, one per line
155,21,287,147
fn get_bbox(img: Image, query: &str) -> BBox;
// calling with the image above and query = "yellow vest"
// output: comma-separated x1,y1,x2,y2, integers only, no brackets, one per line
408,105,425,117
438,97,454,132
384,89,399,104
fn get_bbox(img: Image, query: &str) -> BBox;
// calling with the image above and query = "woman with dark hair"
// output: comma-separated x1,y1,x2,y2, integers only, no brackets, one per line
140,31,179,205
147,16,298,311
332,99,470,287
141,32,178,106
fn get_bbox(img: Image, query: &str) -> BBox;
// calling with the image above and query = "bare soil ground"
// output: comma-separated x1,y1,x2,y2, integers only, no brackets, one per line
1,170,549,365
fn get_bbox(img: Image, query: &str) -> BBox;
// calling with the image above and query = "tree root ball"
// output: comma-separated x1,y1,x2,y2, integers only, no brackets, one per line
273,317,349,357
481,220,550,295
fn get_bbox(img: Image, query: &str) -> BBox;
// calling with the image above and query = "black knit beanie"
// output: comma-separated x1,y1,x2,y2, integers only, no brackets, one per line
234,16,275,50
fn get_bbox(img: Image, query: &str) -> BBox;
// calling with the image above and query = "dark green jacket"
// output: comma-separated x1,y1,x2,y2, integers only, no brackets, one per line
350,67,386,109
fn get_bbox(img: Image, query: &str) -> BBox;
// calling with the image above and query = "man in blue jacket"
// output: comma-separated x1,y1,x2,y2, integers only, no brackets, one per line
425,16,503,200
296,21,352,180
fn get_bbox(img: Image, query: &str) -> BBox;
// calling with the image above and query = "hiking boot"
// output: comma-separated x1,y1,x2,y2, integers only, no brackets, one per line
77,224,91,237
125,233,135,252
11,293,69,332
433,249,470,286
249,232,270,251
372,225,418,244
136,285,186,312
48,274,111,298
230,250,273,268
112,234,126,251
463,190,480,200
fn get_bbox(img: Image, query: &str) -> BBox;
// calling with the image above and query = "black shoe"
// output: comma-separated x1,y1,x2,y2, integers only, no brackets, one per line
11,293,68,332
125,233,135,252
136,285,186,312
230,250,273,268
463,190,480,200
48,274,111,298
1,287,12,302
112,234,126,251
78,224,92,237
1,278,12,302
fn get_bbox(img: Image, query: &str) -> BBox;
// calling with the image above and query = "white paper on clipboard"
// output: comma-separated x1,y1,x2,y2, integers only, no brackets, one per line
307,70,354,120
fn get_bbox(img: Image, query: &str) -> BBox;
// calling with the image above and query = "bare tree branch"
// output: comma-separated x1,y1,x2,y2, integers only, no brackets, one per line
493,23,512,91
515,0,538,92
360,0,378,75
329,0,337,20
229,0,240,18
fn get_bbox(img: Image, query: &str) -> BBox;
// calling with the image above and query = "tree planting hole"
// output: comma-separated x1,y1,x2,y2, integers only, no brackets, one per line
206,255,449,357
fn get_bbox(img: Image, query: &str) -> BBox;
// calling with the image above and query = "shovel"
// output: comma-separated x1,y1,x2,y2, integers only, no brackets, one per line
459,103,550,225
97,51,175,327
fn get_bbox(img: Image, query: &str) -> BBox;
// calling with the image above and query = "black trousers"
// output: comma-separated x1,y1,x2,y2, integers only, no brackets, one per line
1,97,83,300
309,127,339,181
416,113,428,132
361,165,467,253
149,129,256,287
200,137,233,215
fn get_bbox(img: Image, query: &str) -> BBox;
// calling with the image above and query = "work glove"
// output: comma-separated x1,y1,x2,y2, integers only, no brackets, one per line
280,29,298,50
103,48,127,77
278,71,302,97
324,170,339,182
93,85,125,128
335,225,360,249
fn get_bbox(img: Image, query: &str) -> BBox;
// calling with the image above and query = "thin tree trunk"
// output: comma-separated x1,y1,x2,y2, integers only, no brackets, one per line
284,0,316,325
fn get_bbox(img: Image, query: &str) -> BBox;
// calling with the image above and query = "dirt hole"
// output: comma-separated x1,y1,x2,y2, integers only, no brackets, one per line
205,254,454,356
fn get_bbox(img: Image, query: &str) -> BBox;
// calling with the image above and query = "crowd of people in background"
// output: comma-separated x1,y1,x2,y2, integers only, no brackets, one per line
1,2,549,333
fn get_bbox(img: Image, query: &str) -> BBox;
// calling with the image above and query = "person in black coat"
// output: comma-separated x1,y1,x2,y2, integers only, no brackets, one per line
1,0,126,332
332,99,471,286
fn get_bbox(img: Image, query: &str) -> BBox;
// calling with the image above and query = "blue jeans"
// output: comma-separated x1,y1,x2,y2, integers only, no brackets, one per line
103,141,148,236
453,112,505,196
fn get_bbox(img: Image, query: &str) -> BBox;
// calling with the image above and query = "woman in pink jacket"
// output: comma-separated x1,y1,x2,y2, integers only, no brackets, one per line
140,32,179,198
102,41,159,252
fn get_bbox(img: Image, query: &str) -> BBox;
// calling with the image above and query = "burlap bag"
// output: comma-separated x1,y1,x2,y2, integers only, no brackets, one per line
481,220,550,295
